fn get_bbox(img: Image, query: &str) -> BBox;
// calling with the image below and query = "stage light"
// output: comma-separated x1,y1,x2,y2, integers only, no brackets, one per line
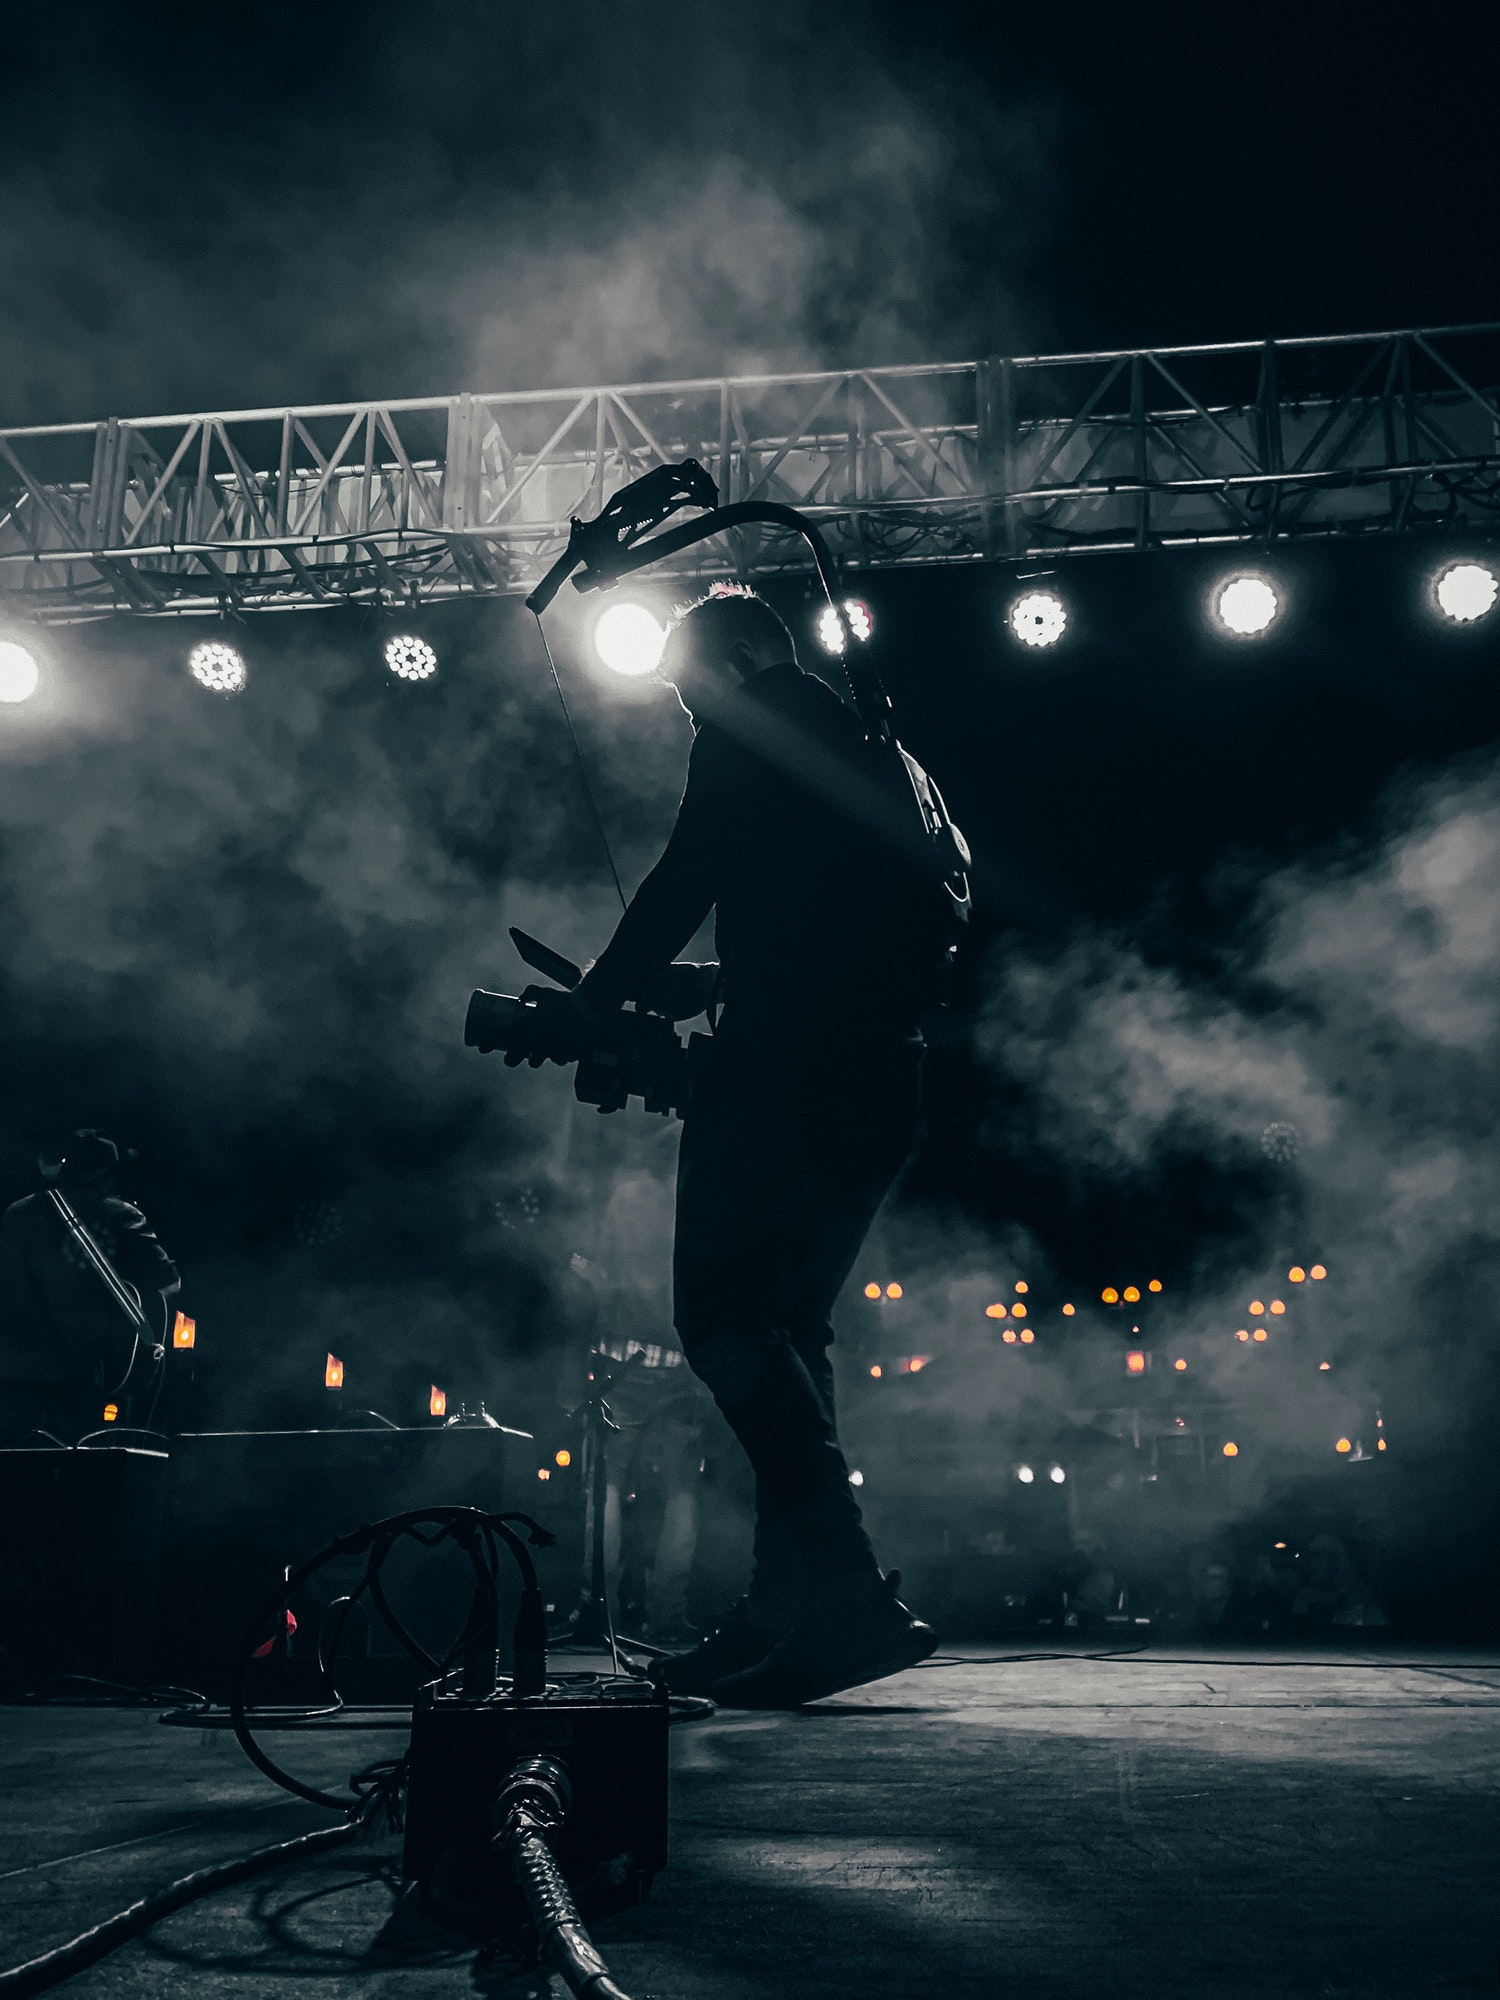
1003,1329,1017,1343
1310,1264,1327,1280
537,1467,551,1481
555,1449,571,1467
385,633,437,681
816,598,874,655
1016,1464,1035,1484
1048,1464,1066,1484
864,1282,881,1299
1014,1281,1029,1295
1009,590,1067,648
886,1282,903,1299
986,1303,1007,1319
1102,1287,1119,1304
172,1312,196,1350
325,1353,343,1390
1223,1441,1239,1458
1236,1330,1250,1341
1377,1438,1386,1451
1174,1358,1187,1371
1289,1266,1306,1283
849,1469,865,1487
189,639,247,694
1335,1437,1352,1454
1270,1298,1287,1314
0,640,40,703
592,601,667,676
430,1386,446,1418
102,1403,119,1423
1213,573,1279,636
1148,1280,1163,1293
1062,1303,1076,1316
1012,1302,1027,1319
1318,1361,1331,1370
907,1355,928,1373
1253,1329,1268,1342
1020,1329,1035,1343
1433,560,1498,624
1127,1351,1146,1374
870,1365,882,1378
1123,1285,1140,1304
1249,1299,1265,1316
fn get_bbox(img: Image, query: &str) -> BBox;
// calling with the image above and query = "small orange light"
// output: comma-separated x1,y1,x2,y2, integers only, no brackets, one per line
1269,1299,1286,1315
1249,1299,1265,1316
1173,1357,1187,1371
1062,1303,1076,1316
1014,1281,1029,1295
1253,1328,1268,1342
1019,1328,1035,1344
325,1353,344,1390
537,1467,551,1481
172,1311,196,1350
869,1364,882,1378
1318,1361,1331,1370
1123,1285,1141,1303
1002,1329,1018,1343
1148,1279,1163,1293
1288,1266,1306,1283
886,1282,903,1299
1335,1437,1352,1454
1236,1330,1250,1342
986,1303,1007,1319
1310,1264,1327,1280
864,1283,881,1300
555,1449,571,1467
1223,1441,1239,1458
429,1385,446,1417
1102,1287,1119,1304
1011,1302,1028,1320
908,1355,926,1372
1377,1438,1386,1451
102,1403,119,1423
1126,1350,1146,1374
1274,1541,1286,1549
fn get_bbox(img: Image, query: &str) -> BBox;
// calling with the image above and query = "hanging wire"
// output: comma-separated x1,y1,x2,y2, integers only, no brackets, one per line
533,613,628,912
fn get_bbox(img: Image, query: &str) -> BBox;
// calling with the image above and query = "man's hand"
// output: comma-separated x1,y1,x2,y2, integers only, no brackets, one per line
635,962,720,1021
504,988,609,1068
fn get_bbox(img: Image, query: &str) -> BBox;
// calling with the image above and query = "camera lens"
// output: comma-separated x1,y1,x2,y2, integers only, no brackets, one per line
465,990,529,1053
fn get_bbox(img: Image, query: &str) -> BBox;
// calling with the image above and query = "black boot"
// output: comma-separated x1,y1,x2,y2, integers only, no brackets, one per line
708,1572,936,1709
647,1596,786,1697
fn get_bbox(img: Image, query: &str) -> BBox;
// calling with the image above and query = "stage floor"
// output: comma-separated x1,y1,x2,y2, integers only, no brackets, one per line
4,1645,1498,1997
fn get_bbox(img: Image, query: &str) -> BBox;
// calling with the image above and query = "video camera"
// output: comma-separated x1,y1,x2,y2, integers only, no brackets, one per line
465,930,692,1117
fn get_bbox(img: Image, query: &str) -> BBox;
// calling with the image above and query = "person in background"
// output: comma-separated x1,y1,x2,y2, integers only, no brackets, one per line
0,1130,180,1443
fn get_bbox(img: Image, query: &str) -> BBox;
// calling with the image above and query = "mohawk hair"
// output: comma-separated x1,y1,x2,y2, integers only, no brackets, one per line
662,585,794,674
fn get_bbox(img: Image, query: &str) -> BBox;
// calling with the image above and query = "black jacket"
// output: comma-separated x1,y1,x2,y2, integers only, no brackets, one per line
578,663,955,1040
0,1191,180,1384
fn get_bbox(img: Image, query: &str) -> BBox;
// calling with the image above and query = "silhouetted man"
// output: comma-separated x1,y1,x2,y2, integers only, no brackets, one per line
566,588,962,1705
0,1130,180,1442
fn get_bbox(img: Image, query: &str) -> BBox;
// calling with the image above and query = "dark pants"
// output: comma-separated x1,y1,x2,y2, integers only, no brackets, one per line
672,1031,921,1624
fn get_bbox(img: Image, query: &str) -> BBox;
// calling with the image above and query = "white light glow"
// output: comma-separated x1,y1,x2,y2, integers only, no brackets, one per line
1214,574,1279,636
0,640,40,703
593,602,667,676
1048,1464,1066,1485
848,1469,864,1487
385,633,438,681
1016,1463,1035,1484
816,598,874,655
1433,561,1498,624
1009,591,1067,648
188,640,247,694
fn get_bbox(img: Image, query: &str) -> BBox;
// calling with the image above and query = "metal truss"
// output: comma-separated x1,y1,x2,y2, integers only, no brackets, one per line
3,324,1499,620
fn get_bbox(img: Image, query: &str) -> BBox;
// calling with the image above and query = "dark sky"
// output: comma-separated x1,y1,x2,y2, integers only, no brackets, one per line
2,2,1497,425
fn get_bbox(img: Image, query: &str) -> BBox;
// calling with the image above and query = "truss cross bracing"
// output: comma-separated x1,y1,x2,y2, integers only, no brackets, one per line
3,324,1499,620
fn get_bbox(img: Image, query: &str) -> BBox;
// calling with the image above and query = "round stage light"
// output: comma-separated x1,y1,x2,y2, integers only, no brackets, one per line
593,601,667,677
1009,590,1067,649
188,640,247,694
1213,573,1279,637
1016,1464,1035,1484
1433,560,1498,624
816,598,874,656
1048,1464,1066,1484
385,633,437,681
0,640,40,703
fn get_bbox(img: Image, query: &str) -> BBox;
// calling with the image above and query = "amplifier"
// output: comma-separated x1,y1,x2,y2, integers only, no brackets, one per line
0,1445,167,1687
152,1425,544,1702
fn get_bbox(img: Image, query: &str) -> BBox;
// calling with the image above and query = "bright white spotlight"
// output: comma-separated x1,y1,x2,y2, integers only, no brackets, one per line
1016,1463,1035,1484
1213,573,1279,637
188,640,247,694
1048,1463,1066,1484
0,640,40,703
1433,561,1498,624
593,601,667,677
1009,591,1067,649
385,633,437,681
816,598,874,656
